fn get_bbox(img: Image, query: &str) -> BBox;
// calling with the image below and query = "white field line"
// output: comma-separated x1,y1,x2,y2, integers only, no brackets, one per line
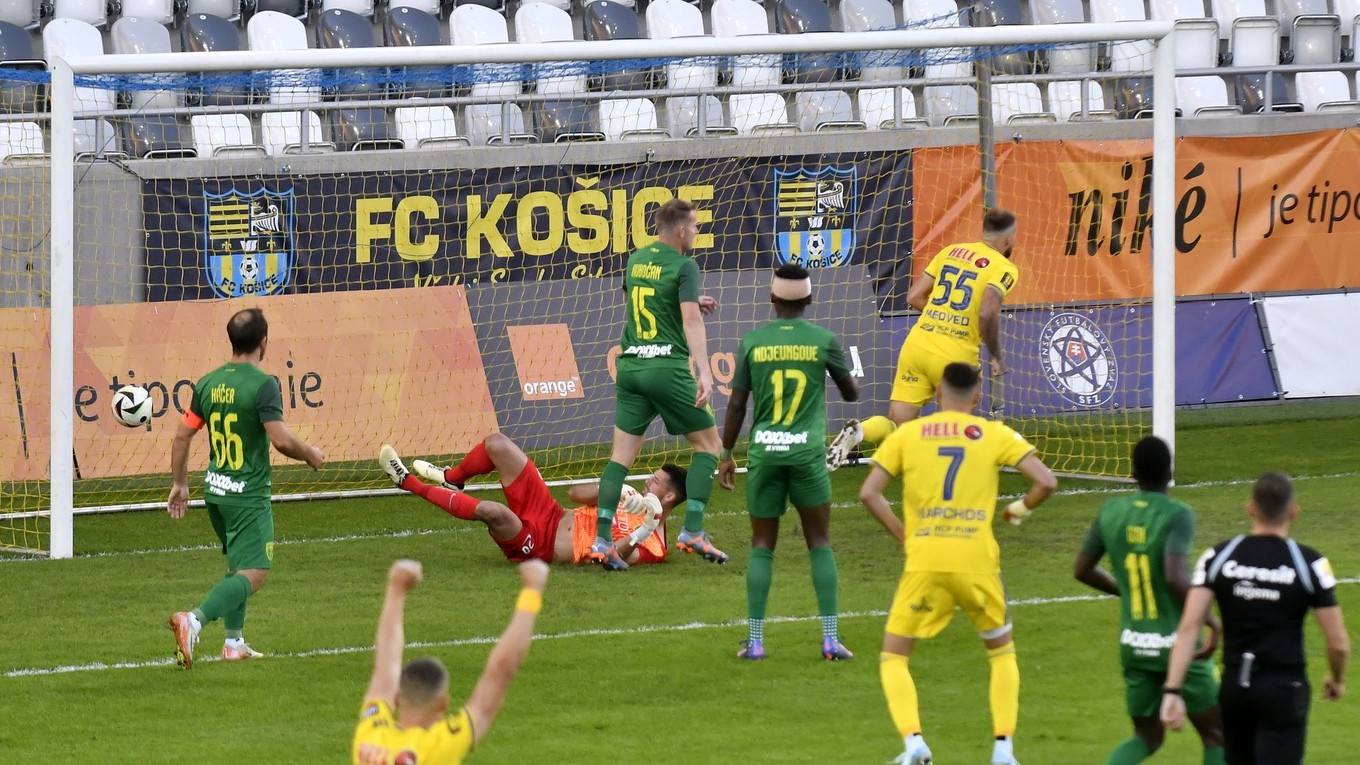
7,579,1357,679
1,470,1353,563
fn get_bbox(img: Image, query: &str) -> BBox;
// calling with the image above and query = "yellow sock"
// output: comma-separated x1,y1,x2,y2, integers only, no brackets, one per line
861,415,897,445
988,643,1020,737
879,652,921,737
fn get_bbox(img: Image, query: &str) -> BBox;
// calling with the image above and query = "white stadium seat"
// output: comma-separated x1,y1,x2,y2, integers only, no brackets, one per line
648,0,715,91
52,0,108,26
731,92,796,134
43,19,113,117
796,90,862,131
859,87,921,129
514,2,584,96
262,110,333,154
191,114,264,156
1048,80,1109,121
120,0,177,25
0,121,43,162
665,95,732,137
111,17,178,110
248,12,319,106
395,103,469,148
600,98,667,140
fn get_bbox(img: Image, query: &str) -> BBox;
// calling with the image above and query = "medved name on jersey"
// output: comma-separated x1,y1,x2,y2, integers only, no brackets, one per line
622,343,673,359
752,429,809,452
205,470,247,496
1120,629,1176,657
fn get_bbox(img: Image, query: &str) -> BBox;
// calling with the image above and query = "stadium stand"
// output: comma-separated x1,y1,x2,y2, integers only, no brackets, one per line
110,16,195,158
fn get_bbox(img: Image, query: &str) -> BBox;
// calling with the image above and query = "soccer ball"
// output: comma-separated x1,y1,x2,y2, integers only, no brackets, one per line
111,385,152,428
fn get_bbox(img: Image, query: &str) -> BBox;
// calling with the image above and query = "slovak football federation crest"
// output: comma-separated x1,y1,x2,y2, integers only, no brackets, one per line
1040,312,1119,407
772,166,857,268
203,187,295,298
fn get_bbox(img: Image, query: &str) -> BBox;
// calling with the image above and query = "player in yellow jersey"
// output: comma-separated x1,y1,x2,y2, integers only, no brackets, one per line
859,363,1056,765
352,558,548,765
828,209,1020,471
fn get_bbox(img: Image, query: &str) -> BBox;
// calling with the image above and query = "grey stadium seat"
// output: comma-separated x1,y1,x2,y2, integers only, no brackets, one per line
182,13,252,107
0,21,44,115
384,6,447,97
583,0,654,92
775,0,849,84
317,8,401,150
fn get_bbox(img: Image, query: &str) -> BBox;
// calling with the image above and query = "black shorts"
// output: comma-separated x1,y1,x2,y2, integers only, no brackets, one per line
1218,665,1310,765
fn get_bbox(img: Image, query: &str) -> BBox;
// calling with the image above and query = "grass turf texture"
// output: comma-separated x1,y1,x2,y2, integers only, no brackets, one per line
2,400,1358,763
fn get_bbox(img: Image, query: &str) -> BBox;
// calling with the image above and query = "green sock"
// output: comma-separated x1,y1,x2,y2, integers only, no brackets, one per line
746,547,774,620
224,574,247,637
195,573,252,625
1105,736,1151,765
596,461,629,540
684,452,719,533
809,545,839,616
1203,746,1225,765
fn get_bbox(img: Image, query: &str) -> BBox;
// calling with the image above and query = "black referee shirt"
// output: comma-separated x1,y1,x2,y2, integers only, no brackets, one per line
1192,534,1339,668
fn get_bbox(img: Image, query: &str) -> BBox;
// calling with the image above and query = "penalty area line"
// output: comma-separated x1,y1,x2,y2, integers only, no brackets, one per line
9,580,1356,679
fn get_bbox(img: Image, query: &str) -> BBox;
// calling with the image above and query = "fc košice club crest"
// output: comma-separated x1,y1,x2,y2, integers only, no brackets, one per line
772,166,857,268
203,187,295,298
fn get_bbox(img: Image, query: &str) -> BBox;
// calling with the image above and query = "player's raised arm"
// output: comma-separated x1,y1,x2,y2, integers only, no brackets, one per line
363,560,423,706
464,560,549,743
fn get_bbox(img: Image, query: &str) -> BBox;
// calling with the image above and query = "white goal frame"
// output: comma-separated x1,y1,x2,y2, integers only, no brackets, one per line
44,22,1177,558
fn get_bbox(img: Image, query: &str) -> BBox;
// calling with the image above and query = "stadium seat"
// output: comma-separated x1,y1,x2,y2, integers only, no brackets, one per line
316,9,399,151
388,0,441,15
0,0,39,28
384,6,445,97
647,0,715,92
465,102,533,144
1090,0,1155,73
0,21,44,115
254,0,309,19
583,0,652,92
923,84,978,125
184,0,242,23
248,11,320,106
1029,0,1093,73
110,17,196,159
713,0,781,89
972,0,1033,75
455,0,506,13
181,14,253,107
1290,15,1341,65
665,95,736,136
1295,70,1357,109
840,0,896,31
906,0,976,125
394,103,469,147
532,101,603,142
599,98,667,140
121,0,176,25
859,87,924,128
262,110,333,153
1029,0,1083,24
322,0,375,16
775,0,847,84
730,92,797,134
514,2,584,97
53,0,109,26
1048,80,1113,121
992,82,1052,123
43,19,115,119
1176,75,1241,115
451,5,518,95
190,113,265,156
1335,0,1360,49
795,90,863,131
74,118,121,156
1112,77,1156,118
0,121,43,162
520,0,569,12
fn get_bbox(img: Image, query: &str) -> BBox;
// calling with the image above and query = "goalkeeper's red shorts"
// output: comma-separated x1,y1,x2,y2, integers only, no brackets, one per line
495,458,563,563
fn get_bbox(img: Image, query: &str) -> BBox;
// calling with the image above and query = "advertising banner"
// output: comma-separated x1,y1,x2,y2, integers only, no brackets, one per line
0,287,497,481
142,153,912,301
464,265,895,457
1260,292,1360,398
1175,298,1278,405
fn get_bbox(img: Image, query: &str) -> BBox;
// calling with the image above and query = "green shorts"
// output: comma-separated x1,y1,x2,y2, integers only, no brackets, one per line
207,500,275,572
1124,661,1219,718
615,363,715,436
745,462,832,518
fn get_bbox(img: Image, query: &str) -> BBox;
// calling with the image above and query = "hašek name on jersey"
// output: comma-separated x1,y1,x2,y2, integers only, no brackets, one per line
205,470,247,495
1120,629,1176,655
1232,581,1282,601
917,506,988,521
751,344,820,363
1220,560,1298,585
622,344,674,359
753,429,810,451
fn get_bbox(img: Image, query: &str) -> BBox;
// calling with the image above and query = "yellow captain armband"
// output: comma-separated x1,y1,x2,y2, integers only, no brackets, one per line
515,589,543,615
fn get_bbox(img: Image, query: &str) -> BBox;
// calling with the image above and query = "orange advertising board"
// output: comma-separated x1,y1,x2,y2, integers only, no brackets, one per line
911,131,1360,301
0,286,497,481
506,323,585,401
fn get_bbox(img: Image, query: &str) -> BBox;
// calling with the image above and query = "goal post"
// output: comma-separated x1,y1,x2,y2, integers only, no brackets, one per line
25,20,1177,558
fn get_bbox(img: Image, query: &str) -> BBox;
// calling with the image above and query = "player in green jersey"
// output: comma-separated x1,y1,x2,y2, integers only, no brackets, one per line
591,197,727,570
165,308,325,669
1074,436,1225,764
718,264,860,660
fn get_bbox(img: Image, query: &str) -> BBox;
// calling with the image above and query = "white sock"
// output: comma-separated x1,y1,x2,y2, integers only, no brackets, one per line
188,613,202,634
224,637,245,649
905,733,927,750
992,736,1013,761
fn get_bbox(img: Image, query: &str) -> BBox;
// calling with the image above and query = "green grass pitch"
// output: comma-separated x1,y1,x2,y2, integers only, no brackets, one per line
2,400,1358,763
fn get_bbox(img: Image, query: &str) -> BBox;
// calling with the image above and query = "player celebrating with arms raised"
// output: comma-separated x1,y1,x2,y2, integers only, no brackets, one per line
165,307,325,669
828,209,1019,470
1073,436,1226,764
717,264,860,660
590,197,727,570
859,362,1056,765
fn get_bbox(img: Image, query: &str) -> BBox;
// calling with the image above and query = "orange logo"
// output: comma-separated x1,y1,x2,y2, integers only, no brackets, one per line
506,323,585,401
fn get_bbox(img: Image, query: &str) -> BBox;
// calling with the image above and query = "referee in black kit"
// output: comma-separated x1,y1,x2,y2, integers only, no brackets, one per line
1160,471,1350,763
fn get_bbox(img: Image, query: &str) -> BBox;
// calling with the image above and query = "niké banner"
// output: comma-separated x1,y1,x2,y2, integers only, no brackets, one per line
140,152,913,303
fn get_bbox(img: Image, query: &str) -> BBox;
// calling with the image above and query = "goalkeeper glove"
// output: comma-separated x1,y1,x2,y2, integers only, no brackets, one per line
627,494,664,546
618,484,643,513
1002,499,1032,526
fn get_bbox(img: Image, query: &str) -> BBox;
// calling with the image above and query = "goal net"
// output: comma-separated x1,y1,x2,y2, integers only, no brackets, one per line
6,16,1174,556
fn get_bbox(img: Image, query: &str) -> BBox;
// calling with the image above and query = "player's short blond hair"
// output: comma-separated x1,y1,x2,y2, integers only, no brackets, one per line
398,657,449,712
655,198,696,233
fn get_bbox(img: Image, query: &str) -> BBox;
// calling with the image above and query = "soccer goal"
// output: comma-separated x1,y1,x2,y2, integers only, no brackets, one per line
6,16,1175,557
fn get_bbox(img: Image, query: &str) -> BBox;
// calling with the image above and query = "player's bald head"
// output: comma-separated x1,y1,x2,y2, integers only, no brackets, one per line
398,657,450,713
227,308,268,356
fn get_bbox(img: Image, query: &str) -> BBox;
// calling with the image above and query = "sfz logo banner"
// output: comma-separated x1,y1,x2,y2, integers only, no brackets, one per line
203,187,296,298
772,166,858,268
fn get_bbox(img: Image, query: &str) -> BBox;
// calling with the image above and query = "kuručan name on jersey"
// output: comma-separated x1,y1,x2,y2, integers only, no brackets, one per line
752,345,820,363
631,263,663,280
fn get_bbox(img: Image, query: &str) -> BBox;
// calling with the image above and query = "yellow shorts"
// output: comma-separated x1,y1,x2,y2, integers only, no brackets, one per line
885,570,1012,639
890,342,971,408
